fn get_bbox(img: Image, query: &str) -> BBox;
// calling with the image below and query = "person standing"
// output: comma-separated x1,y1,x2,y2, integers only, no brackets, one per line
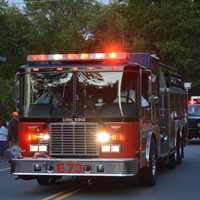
8,112,19,146
0,121,8,160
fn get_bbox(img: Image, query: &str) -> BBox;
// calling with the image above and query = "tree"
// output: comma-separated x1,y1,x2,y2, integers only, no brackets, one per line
0,2,30,119
24,0,101,53
1,0,200,118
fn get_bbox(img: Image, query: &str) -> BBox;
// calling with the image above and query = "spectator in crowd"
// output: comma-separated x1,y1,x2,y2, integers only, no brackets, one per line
0,120,8,161
8,111,19,146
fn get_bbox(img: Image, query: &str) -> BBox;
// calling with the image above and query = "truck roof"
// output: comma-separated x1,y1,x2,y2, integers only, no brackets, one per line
20,52,180,77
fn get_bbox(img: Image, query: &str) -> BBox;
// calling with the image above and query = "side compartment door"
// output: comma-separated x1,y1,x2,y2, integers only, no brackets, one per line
160,91,170,155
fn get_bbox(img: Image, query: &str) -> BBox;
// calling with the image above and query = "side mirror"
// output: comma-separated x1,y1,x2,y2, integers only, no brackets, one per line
184,82,192,91
149,74,157,83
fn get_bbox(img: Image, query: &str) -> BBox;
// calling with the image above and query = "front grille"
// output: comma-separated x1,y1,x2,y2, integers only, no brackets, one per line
49,122,99,156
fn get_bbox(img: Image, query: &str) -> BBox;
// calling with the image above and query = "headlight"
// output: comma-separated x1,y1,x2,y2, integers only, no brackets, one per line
97,131,110,143
38,133,50,141
28,133,50,142
101,145,111,152
101,145,121,153
111,145,121,152
30,145,48,152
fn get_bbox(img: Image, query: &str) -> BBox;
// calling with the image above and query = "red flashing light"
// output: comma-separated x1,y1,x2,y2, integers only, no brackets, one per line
189,99,194,105
28,133,38,142
81,53,89,59
67,54,76,59
27,55,48,62
189,96,200,105
27,52,127,62
108,52,117,59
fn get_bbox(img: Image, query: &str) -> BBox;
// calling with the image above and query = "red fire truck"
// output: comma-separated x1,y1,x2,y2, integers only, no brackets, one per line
11,52,188,186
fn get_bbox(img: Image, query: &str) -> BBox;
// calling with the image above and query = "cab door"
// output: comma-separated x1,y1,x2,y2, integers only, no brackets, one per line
139,70,152,168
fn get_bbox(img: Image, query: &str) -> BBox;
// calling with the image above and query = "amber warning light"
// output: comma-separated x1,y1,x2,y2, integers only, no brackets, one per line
27,52,127,62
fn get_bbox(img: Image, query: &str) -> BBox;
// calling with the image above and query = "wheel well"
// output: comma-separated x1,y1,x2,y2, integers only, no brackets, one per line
145,132,158,166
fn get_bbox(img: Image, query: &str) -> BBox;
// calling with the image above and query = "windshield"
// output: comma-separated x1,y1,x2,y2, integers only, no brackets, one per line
23,69,139,120
188,104,200,116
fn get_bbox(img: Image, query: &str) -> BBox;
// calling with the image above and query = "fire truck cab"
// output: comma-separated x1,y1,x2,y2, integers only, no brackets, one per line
11,52,187,186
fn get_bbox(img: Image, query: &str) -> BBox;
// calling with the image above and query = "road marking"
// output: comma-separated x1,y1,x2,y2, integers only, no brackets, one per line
0,167,10,172
56,187,84,200
42,191,68,200
42,184,87,200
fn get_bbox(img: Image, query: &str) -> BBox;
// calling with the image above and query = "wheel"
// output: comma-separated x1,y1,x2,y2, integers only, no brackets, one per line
175,134,184,165
167,152,176,169
181,131,185,159
139,138,158,186
168,133,183,168
36,176,61,185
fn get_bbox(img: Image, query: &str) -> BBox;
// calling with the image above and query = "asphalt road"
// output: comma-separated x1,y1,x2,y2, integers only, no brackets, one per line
1,142,200,200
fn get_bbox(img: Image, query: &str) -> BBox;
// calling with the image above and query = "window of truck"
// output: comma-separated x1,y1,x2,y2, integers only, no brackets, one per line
23,68,140,120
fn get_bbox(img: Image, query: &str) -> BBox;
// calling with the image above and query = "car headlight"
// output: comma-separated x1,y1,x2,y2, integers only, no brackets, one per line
97,131,110,143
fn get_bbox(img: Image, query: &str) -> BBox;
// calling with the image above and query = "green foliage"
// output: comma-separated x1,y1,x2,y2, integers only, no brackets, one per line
0,78,14,119
24,0,101,53
0,0,200,118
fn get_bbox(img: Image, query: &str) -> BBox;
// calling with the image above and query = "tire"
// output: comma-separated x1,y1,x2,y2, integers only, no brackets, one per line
168,152,176,169
168,133,183,168
176,134,182,165
36,176,61,185
139,138,158,187
181,131,185,160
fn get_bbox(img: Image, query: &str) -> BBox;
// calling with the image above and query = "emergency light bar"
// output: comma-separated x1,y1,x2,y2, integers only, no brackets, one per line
27,52,127,62
189,96,200,105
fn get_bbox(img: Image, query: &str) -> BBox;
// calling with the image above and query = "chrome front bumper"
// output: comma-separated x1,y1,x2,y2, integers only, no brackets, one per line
11,158,138,177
